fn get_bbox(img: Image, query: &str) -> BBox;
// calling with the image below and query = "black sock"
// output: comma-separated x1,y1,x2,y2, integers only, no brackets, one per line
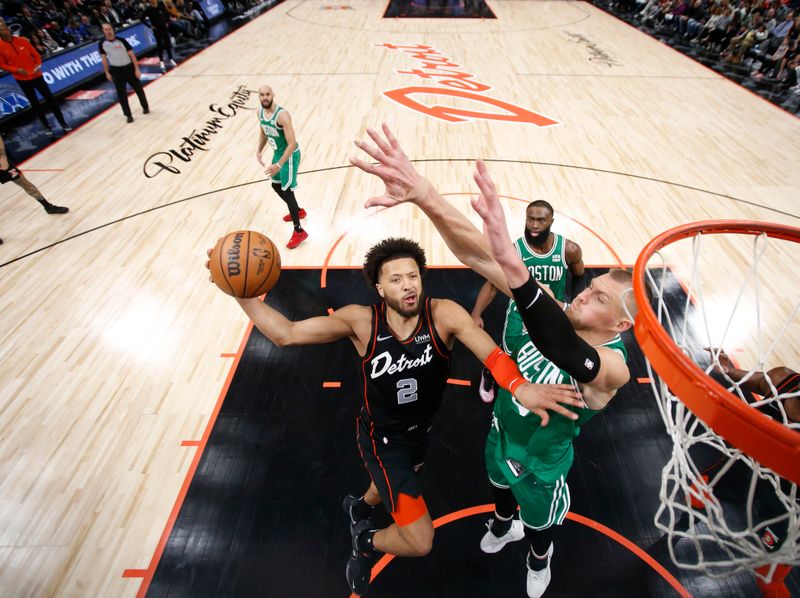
353,497,373,520
490,484,518,520
271,183,303,228
524,526,553,571
357,527,378,555
527,548,551,571
490,514,513,537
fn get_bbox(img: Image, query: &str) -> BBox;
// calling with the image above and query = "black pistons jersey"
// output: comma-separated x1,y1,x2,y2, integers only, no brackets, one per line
360,298,451,434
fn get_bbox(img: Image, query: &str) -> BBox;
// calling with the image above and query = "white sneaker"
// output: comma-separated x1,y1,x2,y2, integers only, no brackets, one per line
168,59,177,68
526,543,554,598
159,61,166,73
480,517,524,553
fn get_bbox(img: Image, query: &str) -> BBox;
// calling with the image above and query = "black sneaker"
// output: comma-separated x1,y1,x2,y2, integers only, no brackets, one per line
42,202,69,214
343,494,366,536
126,115,134,123
347,520,375,596
63,125,72,132
346,549,372,596
143,107,150,114
44,128,54,137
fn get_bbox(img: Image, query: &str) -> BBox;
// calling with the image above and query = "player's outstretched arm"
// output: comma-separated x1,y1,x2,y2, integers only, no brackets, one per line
206,248,363,348
432,298,583,425
351,124,511,297
235,298,360,347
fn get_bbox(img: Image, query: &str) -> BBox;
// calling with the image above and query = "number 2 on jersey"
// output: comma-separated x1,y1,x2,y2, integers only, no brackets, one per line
396,378,418,404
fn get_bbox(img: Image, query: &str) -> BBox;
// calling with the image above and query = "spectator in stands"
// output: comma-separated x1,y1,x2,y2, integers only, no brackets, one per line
692,5,724,43
666,0,690,31
38,27,61,53
724,19,767,64
754,34,791,77
676,0,704,37
28,29,49,56
17,6,42,36
163,0,192,39
79,14,102,39
0,17,70,136
62,18,86,44
769,9,795,49
175,0,206,38
43,21,69,48
764,7,778,35
100,3,124,26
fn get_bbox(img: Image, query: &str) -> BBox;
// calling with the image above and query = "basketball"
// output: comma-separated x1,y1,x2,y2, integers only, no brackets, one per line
209,230,281,298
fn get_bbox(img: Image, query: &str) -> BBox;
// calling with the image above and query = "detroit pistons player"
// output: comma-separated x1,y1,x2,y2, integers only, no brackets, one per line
213,237,583,595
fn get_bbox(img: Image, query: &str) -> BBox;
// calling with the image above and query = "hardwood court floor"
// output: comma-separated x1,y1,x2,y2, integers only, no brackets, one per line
0,1,798,596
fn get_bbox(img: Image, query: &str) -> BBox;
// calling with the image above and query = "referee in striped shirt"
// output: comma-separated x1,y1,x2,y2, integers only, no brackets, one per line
99,23,150,123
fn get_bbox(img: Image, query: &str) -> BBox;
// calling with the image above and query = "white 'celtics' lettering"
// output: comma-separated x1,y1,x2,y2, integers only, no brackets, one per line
527,264,564,282
262,124,280,137
370,345,433,379
517,342,563,385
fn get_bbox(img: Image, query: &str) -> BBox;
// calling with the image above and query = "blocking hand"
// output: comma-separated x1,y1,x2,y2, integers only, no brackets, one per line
513,383,584,426
350,123,429,209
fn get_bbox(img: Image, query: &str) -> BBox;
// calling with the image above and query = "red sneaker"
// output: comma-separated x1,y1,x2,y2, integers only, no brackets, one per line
283,208,307,222
287,229,308,249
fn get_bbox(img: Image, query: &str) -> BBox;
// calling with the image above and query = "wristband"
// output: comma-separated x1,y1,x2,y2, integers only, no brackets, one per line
484,347,525,395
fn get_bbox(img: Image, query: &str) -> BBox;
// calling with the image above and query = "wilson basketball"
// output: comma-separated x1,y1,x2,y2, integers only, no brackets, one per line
209,230,281,298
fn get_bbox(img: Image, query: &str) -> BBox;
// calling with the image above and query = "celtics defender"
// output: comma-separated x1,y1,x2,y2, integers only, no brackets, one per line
471,200,584,402
256,85,307,249
479,287,628,597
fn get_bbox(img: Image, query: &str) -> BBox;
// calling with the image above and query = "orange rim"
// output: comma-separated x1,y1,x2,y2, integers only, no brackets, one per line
633,220,800,485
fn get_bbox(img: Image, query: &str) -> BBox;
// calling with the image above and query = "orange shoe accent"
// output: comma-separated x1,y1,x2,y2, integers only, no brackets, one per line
283,208,307,222
287,229,308,249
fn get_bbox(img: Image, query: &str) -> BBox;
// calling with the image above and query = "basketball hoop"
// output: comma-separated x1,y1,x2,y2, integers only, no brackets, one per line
632,220,800,578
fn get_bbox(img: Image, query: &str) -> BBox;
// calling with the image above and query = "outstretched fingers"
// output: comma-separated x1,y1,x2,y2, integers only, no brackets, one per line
382,122,402,152
354,138,386,164
366,127,392,156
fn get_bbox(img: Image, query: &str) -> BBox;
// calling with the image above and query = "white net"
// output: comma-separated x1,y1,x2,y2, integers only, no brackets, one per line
639,227,800,580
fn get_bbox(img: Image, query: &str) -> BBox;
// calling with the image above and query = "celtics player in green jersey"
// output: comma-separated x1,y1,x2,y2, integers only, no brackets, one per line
256,85,308,249
351,125,637,598
471,199,585,403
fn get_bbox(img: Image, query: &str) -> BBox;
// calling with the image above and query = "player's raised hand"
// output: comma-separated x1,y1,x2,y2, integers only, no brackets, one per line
513,383,584,426
471,159,529,287
350,123,428,208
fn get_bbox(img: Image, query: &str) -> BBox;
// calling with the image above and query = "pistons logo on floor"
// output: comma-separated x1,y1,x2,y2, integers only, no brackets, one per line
761,527,779,550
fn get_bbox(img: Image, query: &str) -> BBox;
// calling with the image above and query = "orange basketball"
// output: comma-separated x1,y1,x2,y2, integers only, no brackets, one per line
209,230,281,298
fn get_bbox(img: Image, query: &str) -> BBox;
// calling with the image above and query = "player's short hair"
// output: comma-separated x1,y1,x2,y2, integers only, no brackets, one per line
608,268,639,320
363,238,427,287
526,199,554,215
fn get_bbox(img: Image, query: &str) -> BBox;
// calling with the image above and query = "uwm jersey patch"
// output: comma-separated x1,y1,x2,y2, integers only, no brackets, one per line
360,299,450,433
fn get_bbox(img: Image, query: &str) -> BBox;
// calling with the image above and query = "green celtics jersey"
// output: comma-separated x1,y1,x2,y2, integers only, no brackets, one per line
492,301,628,484
514,233,568,302
258,106,296,156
